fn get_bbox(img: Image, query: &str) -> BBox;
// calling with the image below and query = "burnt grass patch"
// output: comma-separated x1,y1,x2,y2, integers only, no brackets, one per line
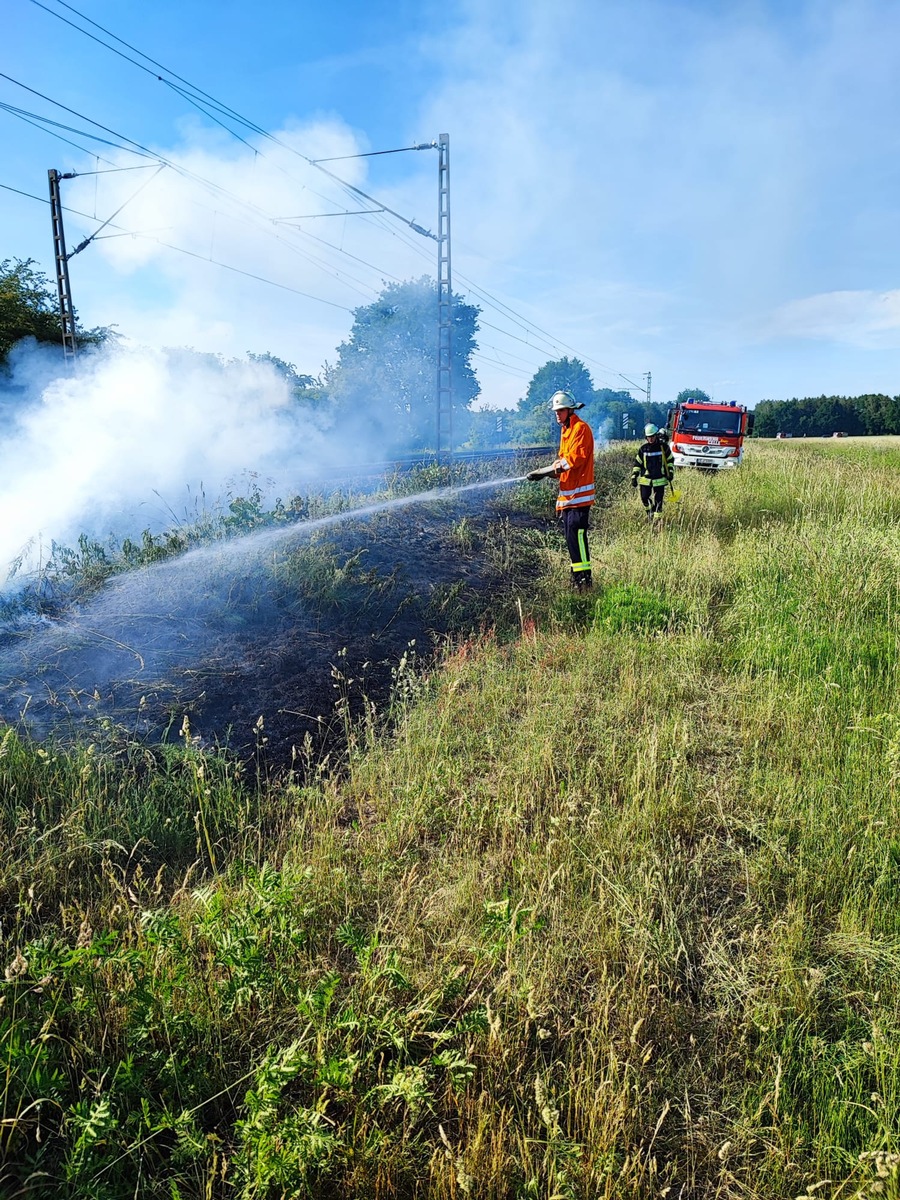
0,486,553,768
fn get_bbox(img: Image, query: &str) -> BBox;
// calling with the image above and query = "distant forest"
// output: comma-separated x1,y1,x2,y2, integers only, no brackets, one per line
753,394,900,438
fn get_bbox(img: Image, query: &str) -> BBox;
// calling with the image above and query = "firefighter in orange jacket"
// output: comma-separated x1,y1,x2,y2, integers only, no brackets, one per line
527,391,595,590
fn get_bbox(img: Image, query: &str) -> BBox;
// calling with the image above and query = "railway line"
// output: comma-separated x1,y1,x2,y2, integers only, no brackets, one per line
333,445,556,483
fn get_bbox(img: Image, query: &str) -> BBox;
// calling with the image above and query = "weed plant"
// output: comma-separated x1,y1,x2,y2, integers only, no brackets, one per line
2,440,900,1197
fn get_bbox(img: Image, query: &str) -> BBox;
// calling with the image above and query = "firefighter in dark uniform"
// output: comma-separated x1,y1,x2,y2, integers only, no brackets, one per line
631,423,674,520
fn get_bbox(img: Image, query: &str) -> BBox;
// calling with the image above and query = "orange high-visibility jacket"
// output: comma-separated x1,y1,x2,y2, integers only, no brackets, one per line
556,413,595,511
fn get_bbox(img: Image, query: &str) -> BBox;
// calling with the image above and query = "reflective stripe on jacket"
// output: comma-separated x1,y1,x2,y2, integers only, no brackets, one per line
631,440,674,487
556,414,595,511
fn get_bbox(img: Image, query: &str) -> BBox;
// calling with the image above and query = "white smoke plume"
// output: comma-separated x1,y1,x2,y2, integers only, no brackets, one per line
0,341,349,582
0,116,458,587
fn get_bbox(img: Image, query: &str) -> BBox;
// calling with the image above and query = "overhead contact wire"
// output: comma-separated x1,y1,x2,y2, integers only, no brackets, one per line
0,73,389,298
21,2,648,387
0,179,355,311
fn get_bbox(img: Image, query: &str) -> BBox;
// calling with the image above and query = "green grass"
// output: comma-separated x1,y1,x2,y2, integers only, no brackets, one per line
2,440,900,1198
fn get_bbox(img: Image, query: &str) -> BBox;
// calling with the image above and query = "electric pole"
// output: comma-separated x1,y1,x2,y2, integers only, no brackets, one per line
48,168,78,365
644,371,651,407
436,133,452,462
307,135,452,461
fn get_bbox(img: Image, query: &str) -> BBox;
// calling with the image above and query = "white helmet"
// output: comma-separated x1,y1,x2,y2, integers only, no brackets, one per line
550,390,583,412
644,423,659,436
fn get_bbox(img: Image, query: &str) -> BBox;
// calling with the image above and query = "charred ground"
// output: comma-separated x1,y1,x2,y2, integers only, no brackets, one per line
0,481,557,765
155,488,552,763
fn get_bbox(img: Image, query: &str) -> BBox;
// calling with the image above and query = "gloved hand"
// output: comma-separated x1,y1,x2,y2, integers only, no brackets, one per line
631,476,638,488
526,470,543,481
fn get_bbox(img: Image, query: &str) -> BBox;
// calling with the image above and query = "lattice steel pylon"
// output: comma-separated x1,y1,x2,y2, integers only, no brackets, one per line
48,168,77,365
436,133,452,462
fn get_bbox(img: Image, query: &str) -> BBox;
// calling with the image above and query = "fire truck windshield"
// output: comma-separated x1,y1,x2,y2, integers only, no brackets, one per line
679,409,743,437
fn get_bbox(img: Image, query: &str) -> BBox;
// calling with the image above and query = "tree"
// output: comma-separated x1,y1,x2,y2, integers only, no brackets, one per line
503,364,663,445
246,351,327,407
0,257,109,366
857,394,900,436
512,357,595,444
676,388,712,404
246,351,317,390
325,277,480,453
1,258,62,362
465,406,511,449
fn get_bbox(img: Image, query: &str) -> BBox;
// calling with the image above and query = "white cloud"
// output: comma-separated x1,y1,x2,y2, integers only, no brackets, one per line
408,0,900,400
66,119,434,374
16,0,900,412
765,289,900,346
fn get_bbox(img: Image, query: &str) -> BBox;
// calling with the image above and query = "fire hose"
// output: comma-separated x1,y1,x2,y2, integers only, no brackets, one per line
525,464,559,481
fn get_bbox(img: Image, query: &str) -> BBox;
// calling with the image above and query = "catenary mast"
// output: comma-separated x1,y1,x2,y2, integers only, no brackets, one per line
436,134,452,461
48,168,77,365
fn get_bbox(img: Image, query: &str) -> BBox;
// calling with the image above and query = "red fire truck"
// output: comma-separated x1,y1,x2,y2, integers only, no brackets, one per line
666,400,754,470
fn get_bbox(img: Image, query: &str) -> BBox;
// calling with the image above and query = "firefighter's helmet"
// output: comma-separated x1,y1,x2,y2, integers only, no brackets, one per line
644,423,659,436
550,390,583,412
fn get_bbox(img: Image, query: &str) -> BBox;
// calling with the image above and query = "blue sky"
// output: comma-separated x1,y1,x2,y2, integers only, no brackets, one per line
5,0,900,408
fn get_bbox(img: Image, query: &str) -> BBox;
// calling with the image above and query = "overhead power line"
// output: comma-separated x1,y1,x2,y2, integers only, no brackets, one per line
0,180,51,204
30,0,274,135
27,0,260,153
0,97,150,162
275,209,383,220
457,269,646,392
0,100,111,161
0,70,158,160
64,163,166,258
0,72,399,299
0,62,438,298
135,236,355,310
0,178,355,312
15,1,650,390
312,144,436,164
4,177,549,377
470,351,532,381
65,164,161,176
27,0,440,241
329,201,648,391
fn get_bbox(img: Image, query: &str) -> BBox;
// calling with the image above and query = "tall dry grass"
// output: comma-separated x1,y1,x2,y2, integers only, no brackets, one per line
2,438,900,1198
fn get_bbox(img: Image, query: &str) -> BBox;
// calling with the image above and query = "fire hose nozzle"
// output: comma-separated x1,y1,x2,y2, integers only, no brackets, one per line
526,464,559,481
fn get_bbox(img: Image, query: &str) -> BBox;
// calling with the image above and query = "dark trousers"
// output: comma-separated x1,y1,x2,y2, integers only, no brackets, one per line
562,506,591,583
639,483,666,514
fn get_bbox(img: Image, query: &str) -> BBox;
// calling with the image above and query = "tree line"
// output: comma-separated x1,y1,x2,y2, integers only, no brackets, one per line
752,394,900,438
1,255,697,452
467,357,685,447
